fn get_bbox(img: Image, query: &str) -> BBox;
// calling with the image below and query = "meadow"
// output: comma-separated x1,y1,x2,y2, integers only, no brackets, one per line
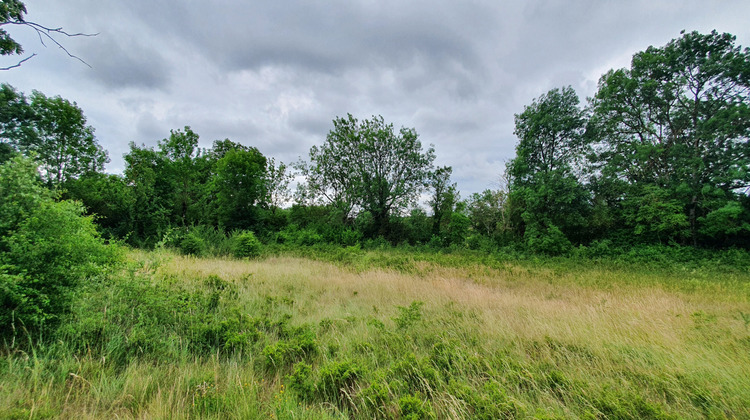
2,248,749,419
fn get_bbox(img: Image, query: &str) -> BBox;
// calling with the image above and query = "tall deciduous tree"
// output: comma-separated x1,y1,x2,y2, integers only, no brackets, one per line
427,166,457,238
212,142,267,231
159,127,201,226
590,30,750,244
266,157,293,212
467,188,509,238
302,114,435,236
30,91,108,187
509,86,590,252
0,86,108,187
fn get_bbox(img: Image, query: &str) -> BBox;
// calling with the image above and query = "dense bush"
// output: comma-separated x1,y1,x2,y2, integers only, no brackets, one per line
232,230,262,258
180,232,205,256
0,157,119,340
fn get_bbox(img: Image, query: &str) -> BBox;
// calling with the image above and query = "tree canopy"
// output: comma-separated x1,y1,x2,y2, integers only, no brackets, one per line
302,114,435,236
0,84,108,187
2,30,748,253
590,30,750,244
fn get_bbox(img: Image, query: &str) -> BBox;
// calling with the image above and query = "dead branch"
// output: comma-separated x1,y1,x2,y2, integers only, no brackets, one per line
1,20,97,69
0,52,35,70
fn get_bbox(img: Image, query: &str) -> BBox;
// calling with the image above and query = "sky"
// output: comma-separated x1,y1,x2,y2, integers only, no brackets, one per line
2,0,750,196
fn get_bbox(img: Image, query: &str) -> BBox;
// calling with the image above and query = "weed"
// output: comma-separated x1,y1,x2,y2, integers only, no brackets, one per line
394,301,424,329
398,392,435,420
316,360,364,405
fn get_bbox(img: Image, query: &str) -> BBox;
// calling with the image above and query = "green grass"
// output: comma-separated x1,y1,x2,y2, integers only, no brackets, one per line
1,248,749,418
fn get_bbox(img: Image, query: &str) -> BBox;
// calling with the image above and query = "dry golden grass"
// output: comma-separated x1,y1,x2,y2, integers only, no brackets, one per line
3,250,748,418
157,253,750,401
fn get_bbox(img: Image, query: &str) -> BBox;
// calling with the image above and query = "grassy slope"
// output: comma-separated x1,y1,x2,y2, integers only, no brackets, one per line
1,250,749,419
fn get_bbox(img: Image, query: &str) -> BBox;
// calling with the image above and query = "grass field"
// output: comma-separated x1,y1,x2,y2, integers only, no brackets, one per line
2,249,749,419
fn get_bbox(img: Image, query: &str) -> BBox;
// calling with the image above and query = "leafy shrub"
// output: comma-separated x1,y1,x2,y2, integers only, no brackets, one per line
232,230,262,258
317,360,364,403
0,157,120,339
360,374,390,410
288,362,315,401
466,234,483,250
339,228,362,246
393,301,424,329
156,226,187,249
525,224,572,255
292,228,324,246
392,353,439,396
398,393,435,420
427,235,443,249
262,326,318,370
180,232,205,256
191,225,234,256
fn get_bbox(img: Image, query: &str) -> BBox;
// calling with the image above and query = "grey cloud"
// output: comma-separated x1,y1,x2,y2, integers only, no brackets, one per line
9,0,750,195
84,34,171,90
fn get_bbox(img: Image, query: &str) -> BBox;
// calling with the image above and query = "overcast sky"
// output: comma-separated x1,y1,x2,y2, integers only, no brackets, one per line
3,0,749,195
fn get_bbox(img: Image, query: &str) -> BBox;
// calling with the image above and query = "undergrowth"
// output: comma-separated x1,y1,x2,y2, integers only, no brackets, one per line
1,249,748,418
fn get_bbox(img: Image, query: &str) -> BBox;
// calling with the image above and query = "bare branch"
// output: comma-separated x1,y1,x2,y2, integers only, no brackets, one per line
0,52,35,70
3,20,97,68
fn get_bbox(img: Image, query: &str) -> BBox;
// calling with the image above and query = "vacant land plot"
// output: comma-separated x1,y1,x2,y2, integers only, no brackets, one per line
2,250,749,419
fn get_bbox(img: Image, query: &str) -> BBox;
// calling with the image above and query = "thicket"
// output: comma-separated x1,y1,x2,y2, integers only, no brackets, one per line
0,156,119,342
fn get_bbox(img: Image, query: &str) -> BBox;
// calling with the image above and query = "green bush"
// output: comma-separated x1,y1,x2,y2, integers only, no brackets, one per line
0,157,120,340
180,232,205,256
288,362,315,401
232,230,262,258
525,224,572,256
262,326,318,371
398,393,435,420
393,301,424,329
317,360,364,403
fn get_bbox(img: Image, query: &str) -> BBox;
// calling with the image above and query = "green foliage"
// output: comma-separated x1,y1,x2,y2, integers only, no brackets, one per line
623,186,689,243
232,230,262,258
360,375,390,410
0,2,26,55
591,30,750,244
590,386,674,420
698,201,750,243
0,156,119,338
301,114,436,237
509,86,590,247
525,223,573,255
467,188,509,237
404,208,432,245
0,85,108,187
393,301,424,329
398,393,435,420
213,144,267,231
316,360,363,403
262,325,318,371
180,232,205,256
428,165,458,239
61,172,134,239
288,362,315,401
123,133,271,245
3,248,749,417
392,353,439,397
444,210,470,247
450,380,525,419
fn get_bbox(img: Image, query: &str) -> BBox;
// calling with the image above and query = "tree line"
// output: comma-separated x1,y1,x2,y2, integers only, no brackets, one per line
1,30,749,254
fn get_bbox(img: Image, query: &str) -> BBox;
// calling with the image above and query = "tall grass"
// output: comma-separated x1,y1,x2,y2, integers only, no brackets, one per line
1,249,749,418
